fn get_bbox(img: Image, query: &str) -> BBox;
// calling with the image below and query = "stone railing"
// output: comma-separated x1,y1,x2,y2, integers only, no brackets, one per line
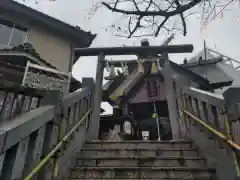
177,86,240,180
0,78,95,180
0,86,46,124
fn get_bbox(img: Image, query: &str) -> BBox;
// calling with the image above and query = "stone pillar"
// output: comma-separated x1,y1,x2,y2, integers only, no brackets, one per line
175,82,187,138
88,53,105,140
223,87,240,145
163,59,181,140
223,87,240,121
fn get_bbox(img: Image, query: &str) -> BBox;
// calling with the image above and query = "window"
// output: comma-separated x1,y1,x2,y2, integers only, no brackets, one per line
0,23,12,46
0,19,27,48
10,27,27,47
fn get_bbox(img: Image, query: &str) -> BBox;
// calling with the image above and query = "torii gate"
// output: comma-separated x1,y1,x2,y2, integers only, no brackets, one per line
74,41,193,140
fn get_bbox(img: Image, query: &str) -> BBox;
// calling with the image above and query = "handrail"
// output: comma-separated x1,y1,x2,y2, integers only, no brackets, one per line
0,88,91,154
24,109,91,180
183,109,240,151
183,108,240,176
0,85,47,97
63,87,90,106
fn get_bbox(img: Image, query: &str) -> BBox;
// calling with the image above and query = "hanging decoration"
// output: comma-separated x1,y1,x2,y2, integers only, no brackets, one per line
123,63,129,75
120,62,129,75
105,61,110,72
109,65,116,77
137,58,144,64
152,113,157,119
137,60,144,72
121,61,125,72
153,101,161,141
156,59,162,71
151,62,158,74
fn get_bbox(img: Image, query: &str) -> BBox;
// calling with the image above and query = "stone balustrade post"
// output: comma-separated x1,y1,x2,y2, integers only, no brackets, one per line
223,87,240,145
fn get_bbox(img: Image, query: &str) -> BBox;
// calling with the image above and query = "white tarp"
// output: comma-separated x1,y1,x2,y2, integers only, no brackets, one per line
107,125,122,141
124,121,132,135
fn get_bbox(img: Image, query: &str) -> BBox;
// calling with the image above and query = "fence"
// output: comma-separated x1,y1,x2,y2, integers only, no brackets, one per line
0,86,45,124
0,80,94,180
178,86,240,180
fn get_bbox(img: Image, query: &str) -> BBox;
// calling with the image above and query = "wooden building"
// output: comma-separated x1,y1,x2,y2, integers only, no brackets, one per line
0,1,96,124
0,0,96,90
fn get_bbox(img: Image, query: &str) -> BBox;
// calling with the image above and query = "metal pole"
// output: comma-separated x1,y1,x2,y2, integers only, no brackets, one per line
153,101,161,141
204,40,207,61
162,33,175,45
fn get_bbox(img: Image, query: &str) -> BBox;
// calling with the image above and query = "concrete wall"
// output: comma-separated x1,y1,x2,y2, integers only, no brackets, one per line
27,28,72,73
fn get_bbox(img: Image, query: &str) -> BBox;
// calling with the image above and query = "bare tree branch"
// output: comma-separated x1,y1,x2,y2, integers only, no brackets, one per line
89,0,239,38
204,0,235,26
23,0,240,38
132,0,140,11
101,0,201,37
155,17,169,36
128,16,144,37
102,0,202,17
114,0,120,8
174,0,187,35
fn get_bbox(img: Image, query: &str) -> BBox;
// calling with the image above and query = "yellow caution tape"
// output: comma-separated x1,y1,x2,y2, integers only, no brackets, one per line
110,91,124,101
183,109,240,151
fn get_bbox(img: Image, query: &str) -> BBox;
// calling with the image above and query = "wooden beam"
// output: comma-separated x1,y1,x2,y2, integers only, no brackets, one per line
88,53,105,140
74,44,193,57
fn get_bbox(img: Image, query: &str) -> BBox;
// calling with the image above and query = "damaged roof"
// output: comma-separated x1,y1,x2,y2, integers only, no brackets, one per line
182,57,233,88
188,48,219,62
102,58,214,106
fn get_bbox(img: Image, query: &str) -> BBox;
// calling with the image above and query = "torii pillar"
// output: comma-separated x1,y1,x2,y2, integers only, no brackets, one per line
88,53,105,140
162,53,181,140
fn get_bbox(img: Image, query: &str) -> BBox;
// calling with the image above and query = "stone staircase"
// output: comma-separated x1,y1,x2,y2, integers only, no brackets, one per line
70,140,217,180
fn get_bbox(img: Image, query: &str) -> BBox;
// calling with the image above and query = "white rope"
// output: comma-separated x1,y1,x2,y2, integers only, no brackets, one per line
153,101,161,141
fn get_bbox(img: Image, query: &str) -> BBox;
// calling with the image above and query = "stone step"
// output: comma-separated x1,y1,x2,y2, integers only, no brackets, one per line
85,140,193,149
70,167,216,179
70,178,214,180
76,156,206,168
70,179,213,180
80,147,199,157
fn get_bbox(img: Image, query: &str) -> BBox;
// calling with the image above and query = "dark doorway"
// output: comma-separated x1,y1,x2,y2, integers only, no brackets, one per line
129,101,172,140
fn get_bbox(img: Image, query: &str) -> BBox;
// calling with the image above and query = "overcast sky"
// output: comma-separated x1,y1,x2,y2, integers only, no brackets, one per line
18,0,240,114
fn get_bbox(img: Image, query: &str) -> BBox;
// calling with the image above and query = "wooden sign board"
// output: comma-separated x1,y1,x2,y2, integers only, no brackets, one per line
145,77,161,102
